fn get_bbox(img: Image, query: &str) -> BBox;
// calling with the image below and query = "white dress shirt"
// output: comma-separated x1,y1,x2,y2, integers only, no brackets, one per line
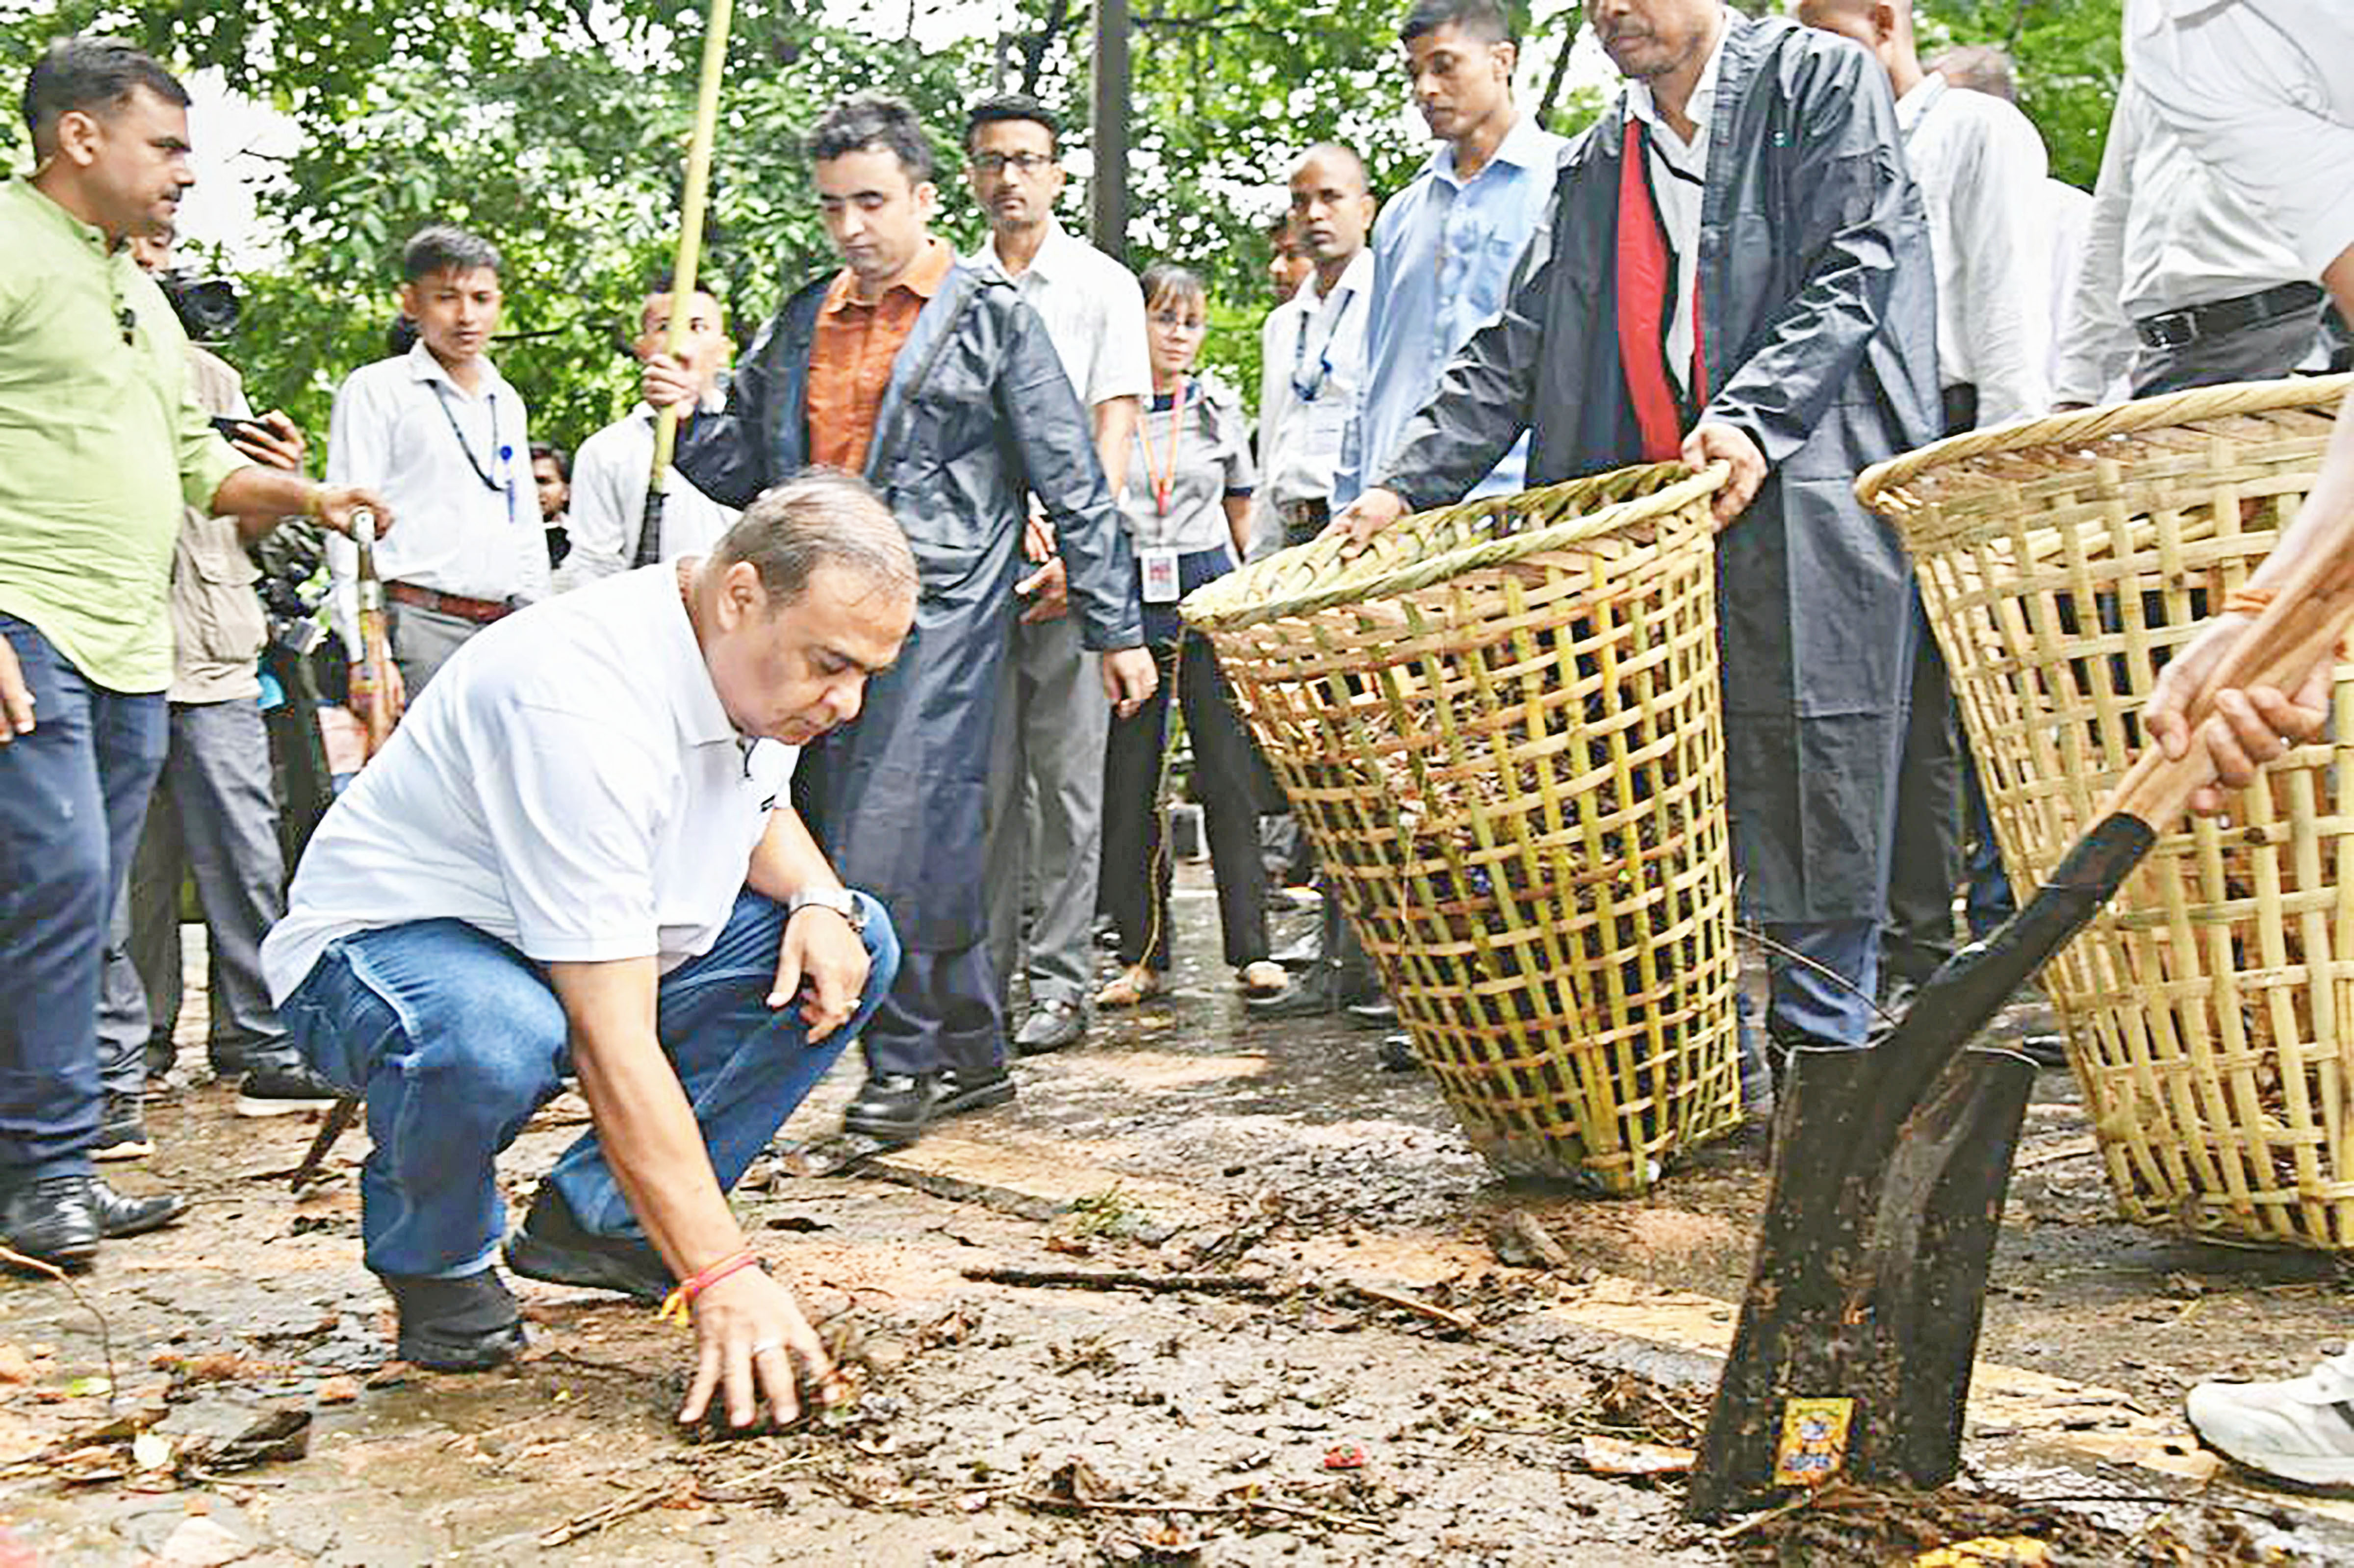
1897,72,2052,426
324,341,547,649
1249,288,1310,558
972,218,1151,411
2127,0,2354,281
1257,248,1374,516
554,396,739,589
1624,18,1727,397
2050,78,2313,405
263,564,797,1002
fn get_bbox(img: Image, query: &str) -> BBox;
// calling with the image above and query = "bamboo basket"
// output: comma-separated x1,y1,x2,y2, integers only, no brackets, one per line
1181,463,1742,1193
1857,374,2354,1250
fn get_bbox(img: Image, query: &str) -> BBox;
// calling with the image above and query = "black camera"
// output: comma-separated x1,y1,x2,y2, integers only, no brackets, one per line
158,272,241,341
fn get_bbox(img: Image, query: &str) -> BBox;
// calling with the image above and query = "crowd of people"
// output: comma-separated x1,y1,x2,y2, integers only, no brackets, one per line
5,0,2354,1479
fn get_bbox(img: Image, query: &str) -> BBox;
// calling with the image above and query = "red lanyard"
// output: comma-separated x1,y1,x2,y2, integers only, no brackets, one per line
1137,379,1189,516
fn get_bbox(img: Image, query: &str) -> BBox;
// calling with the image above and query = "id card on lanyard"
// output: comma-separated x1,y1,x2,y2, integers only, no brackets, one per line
1139,548,1181,603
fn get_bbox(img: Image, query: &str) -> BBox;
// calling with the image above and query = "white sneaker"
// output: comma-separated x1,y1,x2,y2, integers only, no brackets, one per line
2185,1346,2354,1490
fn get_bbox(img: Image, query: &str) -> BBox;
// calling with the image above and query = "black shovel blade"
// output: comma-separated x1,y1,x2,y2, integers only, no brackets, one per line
1686,811,2157,1517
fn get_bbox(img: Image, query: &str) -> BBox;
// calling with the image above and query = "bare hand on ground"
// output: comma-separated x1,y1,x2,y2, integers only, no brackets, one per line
642,353,696,411
232,410,308,472
771,903,870,1040
0,639,33,742
1100,646,1158,719
1680,423,1765,528
680,1264,838,1429
2144,613,2333,815
1017,553,1070,623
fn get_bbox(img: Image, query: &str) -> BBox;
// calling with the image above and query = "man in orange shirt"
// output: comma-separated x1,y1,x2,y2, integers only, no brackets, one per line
651,95,1153,1148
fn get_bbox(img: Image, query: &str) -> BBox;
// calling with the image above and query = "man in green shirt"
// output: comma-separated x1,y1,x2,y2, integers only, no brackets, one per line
0,38,389,1273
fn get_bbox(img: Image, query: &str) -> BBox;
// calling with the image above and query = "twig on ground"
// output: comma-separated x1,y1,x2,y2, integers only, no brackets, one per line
1711,1488,1828,1542
1343,1282,1477,1334
692,1452,829,1502
2016,1139,2098,1171
961,1266,1284,1296
1017,1489,1381,1534
0,1244,115,1408
538,1477,687,1546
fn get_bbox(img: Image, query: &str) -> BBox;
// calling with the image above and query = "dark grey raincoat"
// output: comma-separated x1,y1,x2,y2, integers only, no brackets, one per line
676,261,1142,952
1374,15,1942,925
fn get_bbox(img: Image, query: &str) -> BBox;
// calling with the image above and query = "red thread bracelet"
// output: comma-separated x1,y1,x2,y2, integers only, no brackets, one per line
657,1248,762,1325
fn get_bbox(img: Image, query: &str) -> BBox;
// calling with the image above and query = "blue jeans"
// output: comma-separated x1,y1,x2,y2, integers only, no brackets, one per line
0,615,166,1183
279,889,898,1278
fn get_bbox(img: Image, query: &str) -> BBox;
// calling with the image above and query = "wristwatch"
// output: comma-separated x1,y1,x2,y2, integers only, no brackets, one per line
785,887,866,933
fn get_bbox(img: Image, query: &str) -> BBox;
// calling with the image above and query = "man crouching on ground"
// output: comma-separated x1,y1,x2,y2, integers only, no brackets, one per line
260,471,910,1427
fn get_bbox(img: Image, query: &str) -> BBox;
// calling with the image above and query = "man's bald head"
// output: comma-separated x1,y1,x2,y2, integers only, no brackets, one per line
1292,142,1369,197
1794,0,1917,71
1287,141,1378,284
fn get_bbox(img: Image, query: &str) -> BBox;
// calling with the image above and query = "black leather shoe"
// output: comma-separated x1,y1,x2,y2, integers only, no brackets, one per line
94,1093,154,1162
2017,1031,2071,1070
937,1065,1016,1119
379,1268,527,1371
235,1063,345,1118
1376,1033,1422,1074
0,1175,102,1272
842,1073,939,1145
504,1184,672,1303
90,1178,186,1238
1244,968,1376,1020
1013,998,1086,1055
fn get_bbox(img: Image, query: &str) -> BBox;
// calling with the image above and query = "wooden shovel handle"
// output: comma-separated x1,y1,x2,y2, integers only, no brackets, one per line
2107,548,2354,829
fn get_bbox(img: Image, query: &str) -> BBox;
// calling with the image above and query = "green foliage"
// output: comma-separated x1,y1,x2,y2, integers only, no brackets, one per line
1915,0,2124,189
3,0,2133,451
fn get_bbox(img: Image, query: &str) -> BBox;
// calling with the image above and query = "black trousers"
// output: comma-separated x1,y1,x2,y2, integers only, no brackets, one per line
1101,632,1269,973
1880,387,1979,989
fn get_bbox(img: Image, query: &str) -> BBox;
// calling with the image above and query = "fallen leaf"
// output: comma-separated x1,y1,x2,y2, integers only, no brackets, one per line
0,1345,33,1385
1912,1539,2050,1566
132,1432,174,1471
313,1376,360,1406
1322,1441,1369,1470
1573,1435,1694,1477
61,1375,111,1398
157,1515,252,1566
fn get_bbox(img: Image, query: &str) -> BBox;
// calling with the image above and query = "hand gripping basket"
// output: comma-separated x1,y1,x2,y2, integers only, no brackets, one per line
1181,463,1742,1193
1857,374,2354,1250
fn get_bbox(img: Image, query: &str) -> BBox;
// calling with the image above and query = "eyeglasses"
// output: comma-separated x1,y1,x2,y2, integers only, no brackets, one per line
972,152,1055,176
1149,310,1206,332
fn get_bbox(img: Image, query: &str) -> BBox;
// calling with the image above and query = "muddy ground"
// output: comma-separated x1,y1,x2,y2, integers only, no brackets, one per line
4,879,2353,1565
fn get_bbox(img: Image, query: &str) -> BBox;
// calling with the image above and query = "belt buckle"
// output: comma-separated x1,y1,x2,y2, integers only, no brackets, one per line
2143,313,2197,350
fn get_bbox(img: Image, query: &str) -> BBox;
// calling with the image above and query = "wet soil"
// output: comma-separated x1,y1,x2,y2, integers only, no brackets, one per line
2,879,2349,1564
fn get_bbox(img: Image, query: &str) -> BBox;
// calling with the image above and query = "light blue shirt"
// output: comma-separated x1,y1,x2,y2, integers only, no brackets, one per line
1336,112,1568,507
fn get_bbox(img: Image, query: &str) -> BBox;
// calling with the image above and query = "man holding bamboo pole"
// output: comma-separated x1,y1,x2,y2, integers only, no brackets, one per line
653,94,1152,1150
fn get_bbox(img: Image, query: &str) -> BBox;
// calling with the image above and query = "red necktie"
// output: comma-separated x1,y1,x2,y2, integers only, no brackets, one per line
1615,121,1705,462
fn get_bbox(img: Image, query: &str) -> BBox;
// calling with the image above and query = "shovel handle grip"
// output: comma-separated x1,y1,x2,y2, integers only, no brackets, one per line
2107,549,2354,829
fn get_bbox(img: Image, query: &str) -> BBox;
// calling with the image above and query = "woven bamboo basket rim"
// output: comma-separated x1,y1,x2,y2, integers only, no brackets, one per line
1182,462,1728,633
1856,373,2351,510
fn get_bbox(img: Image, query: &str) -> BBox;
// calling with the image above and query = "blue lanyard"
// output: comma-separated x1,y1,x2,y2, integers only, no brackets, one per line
429,381,510,493
1290,286,1357,404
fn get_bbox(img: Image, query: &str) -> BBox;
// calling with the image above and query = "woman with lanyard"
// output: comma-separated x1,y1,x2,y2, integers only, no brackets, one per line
1096,265,1287,1010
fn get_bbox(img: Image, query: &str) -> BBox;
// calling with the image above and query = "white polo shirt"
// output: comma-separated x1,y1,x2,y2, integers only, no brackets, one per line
324,341,550,649
261,564,798,1002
